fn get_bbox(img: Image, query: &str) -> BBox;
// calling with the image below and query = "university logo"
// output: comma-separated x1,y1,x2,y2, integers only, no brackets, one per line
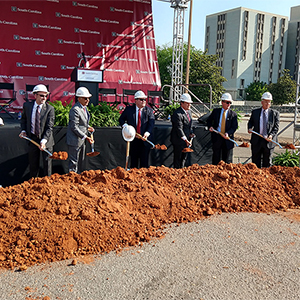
55,12,61,17
112,32,117,37
72,1,77,6
114,56,119,61
118,80,123,84
35,50,41,55
74,28,79,33
32,23,38,28
58,39,63,44
61,65,66,70
13,35,20,40
38,76,44,81
16,62,23,67
95,17,99,22
63,91,69,96
110,7,115,12
136,70,140,74
11,6,17,12
97,43,102,47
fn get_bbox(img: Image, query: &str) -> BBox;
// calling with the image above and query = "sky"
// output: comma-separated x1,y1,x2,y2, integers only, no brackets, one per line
152,0,300,50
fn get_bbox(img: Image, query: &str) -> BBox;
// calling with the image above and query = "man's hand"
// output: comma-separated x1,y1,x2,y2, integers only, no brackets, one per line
19,131,27,138
88,126,94,133
248,128,253,134
209,127,214,132
86,136,93,144
39,142,46,151
185,139,192,147
223,133,230,140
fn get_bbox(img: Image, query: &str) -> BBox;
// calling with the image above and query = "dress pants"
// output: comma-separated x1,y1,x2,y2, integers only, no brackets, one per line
68,143,86,174
129,138,150,169
251,138,273,168
212,135,233,165
28,134,52,178
172,142,188,169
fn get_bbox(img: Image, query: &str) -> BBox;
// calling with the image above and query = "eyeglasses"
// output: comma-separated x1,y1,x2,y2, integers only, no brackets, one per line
37,94,48,98
137,99,146,102
222,101,231,105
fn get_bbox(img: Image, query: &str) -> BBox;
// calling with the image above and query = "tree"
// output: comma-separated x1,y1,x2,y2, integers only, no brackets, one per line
156,43,226,103
244,81,268,101
268,69,297,105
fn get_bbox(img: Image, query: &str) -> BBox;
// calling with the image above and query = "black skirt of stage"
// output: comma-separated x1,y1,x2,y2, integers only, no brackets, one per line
0,118,213,187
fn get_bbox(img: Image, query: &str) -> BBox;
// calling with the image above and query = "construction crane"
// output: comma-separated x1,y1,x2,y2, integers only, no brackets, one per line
157,0,190,101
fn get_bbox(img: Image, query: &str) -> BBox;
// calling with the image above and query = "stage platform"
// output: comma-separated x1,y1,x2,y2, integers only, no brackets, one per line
0,113,212,187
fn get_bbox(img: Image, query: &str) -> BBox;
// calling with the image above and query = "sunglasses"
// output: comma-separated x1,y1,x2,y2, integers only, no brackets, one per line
37,94,48,98
222,101,231,104
137,98,146,102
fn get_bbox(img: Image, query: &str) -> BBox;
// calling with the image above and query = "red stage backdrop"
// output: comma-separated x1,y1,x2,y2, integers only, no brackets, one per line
0,0,160,109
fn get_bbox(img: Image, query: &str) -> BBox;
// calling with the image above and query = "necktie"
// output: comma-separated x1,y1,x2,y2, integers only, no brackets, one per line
34,105,40,137
186,112,191,122
220,110,226,134
262,110,268,137
137,109,141,134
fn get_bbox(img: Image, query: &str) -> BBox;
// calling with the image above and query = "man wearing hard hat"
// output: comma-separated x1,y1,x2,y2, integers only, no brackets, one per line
248,92,280,168
119,90,155,168
19,84,55,178
170,93,195,168
66,87,94,173
207,93,238,165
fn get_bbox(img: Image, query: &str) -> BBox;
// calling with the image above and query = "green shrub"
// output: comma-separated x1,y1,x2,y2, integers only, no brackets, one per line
49,100,121,127
162,102,180,119
272,150,299,167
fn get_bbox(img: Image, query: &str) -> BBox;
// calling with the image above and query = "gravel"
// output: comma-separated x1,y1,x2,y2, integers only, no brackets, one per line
0,211,299,300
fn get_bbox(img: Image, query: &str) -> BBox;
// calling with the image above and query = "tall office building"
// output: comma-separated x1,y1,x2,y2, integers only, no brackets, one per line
286,5,300,81
205,7,288,100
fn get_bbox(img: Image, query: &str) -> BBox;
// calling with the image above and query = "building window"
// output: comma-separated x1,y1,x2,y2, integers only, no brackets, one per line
205,26,210,51
254,13,264,82
242,11,249,60
216,13,226,71
231,59,235,78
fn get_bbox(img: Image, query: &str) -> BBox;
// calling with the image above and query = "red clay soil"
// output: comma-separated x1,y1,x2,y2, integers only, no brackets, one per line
0,162,299,271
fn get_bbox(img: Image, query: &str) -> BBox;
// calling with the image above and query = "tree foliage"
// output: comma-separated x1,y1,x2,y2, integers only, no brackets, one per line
244,81,268,101
156,43,226,103
268,69,297,105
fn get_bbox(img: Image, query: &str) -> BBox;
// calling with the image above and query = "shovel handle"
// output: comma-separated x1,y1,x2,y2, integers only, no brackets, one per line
211,129,239,147
135,132,155,149
250,130,282,148
21,135,53,156
125,141,130,170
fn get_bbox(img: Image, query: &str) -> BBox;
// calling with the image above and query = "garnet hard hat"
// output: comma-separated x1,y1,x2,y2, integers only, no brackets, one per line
261,92,273,101
134,90,147,99
76,87,92,98
33,84,49,94
221,93,233,102
180,93,193,103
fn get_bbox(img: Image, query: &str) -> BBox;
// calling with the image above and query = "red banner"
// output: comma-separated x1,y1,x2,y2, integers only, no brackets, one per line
0,0,161,109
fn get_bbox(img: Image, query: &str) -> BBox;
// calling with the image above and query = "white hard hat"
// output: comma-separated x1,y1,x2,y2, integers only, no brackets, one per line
261,92,273,101
0,117,4,126
180,93,193,103
221,93,233,103
122,125,136,142
33,84,49,94
76,87,92,98
134,90,147,99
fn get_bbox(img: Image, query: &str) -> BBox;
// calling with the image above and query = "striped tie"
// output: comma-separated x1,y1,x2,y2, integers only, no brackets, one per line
34,105,40,137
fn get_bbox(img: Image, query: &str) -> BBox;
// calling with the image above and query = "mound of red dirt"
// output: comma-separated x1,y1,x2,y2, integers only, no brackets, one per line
0,162,299,270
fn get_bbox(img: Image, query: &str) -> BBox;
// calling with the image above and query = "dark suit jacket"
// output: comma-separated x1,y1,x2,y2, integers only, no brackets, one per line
170,107,193,145
206,108,238,150
66,102,90,147
119,104,155,141
247,107,280,149
21,101,55,147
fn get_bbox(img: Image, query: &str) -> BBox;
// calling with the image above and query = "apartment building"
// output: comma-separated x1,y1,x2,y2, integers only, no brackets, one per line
205,7,288,100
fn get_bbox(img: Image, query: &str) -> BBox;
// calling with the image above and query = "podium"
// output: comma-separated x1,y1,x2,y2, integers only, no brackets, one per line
71,67,103,106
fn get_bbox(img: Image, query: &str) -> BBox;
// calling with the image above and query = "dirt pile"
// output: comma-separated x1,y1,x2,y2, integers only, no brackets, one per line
0,162,299,270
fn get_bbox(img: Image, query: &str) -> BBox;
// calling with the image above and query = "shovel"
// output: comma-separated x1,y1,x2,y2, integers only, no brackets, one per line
122,125,136,170
182,135,195,153
21,135,68,160
86,133,100,157
211,128,249,147
249,129,282,148
135,133,167,150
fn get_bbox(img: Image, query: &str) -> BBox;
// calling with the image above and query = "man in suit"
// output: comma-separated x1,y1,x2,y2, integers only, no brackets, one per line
248,92,280,168
207,93,238,165
119,90,155,168
66,87,94,173
170,93,195,168
19,84,55,178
